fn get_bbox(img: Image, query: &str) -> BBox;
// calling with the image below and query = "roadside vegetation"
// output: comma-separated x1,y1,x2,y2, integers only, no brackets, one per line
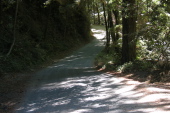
1,0,169,83
0,0,91,112
91,0,170,83
0,0,91,75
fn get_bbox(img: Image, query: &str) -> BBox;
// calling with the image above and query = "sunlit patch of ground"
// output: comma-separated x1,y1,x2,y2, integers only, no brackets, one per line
91,25,106,40
91,29,106,40
16,72,170,113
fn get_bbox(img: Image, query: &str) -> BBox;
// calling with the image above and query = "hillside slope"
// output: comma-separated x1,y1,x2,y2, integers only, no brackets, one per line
0,0,91,74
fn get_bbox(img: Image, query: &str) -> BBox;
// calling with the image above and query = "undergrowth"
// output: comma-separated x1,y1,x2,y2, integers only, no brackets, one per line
95,50,153,72
0,1,91,75
94,45,170,83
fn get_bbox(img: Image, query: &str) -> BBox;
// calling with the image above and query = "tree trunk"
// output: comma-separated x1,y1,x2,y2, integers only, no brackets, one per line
102,2,109,48
108,10,113,44
108,10,115,43
92,0,96,24
113,10,120,26
113,10,121,41
6,0,19,57
96,3,100,25
121,0,137,64
112,10,121,52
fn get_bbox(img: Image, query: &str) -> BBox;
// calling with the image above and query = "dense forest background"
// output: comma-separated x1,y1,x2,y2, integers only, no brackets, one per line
0,0,91,74
0,0,169,81
91,0,170,82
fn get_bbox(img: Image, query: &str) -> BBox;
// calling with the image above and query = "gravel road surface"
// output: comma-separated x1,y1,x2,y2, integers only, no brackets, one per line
15,26,170,113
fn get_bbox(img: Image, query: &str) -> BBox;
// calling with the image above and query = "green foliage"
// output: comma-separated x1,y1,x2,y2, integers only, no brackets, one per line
0,0,91,74
94,45,121,69
116,60,153,73
116,62,133,72
136,39,148,60
95,46,154,72
138,17,170,62
135,0,170,72
92,0,169,83
95,51,114,67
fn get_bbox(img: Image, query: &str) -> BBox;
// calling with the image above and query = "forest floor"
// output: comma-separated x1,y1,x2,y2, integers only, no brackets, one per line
0,25,170,113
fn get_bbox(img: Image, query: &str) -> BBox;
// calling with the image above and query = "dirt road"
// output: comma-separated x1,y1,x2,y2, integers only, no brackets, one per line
15,26,170,113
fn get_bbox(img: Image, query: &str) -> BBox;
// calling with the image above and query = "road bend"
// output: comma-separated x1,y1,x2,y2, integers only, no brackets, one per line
15,26,170,113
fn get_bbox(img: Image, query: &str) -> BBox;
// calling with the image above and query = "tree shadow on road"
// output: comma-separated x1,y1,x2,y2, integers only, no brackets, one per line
15,27,170,113
15,67,170,113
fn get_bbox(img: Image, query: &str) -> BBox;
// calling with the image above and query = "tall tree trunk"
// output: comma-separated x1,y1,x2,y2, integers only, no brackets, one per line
6,0,19,57
112,10,120,52
92,0,96,24
108,10,115,43
113,10,120,26
107,10,113,44
121,0,137,64
102,2,109,48
113,10,121,40
96,3,100,25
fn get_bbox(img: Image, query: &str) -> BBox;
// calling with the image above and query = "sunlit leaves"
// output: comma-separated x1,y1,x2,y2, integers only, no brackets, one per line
152,0,161,5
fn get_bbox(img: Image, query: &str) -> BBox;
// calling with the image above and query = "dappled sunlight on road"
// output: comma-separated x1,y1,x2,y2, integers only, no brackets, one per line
91,25,106,40
91,29,106,40
16,72,170,113
92,29,106,39
15,25,170,113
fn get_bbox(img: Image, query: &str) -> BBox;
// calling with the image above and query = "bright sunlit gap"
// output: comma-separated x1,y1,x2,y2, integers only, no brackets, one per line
91,28,106,40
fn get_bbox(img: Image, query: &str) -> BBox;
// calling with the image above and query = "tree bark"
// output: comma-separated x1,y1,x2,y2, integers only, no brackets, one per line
113,10,120,26
102,2,110,48
107,10,113,44
92,0,96,24
108,10,115,43
121,0,137,64
112,10,121,52
96,3,100,25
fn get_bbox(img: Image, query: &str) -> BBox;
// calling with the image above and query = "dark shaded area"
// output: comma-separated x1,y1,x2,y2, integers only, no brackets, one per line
0,27,103,113
0,73,31,113
0,0,91,74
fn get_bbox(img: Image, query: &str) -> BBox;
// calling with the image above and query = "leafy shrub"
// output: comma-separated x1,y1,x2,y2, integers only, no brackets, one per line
116,62,133,72
95,48,154,72
116,60,153,73
94,46,121,69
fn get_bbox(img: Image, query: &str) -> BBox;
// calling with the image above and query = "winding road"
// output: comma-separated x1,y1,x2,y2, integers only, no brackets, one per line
15,26,170,113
